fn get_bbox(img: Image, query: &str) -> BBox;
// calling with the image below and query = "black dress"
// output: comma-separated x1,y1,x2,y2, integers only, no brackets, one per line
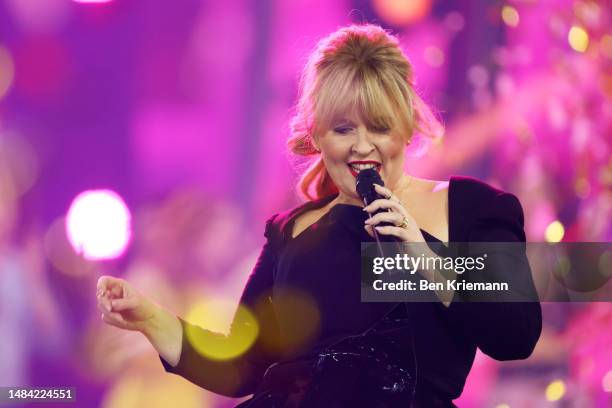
159,176,542,407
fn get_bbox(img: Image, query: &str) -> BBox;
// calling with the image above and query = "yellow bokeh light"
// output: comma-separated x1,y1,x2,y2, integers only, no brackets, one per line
495,404,510,408
568,26,589,53
501,6,520,27
555,255,571,277
0,46,15,100
272,288,321,354
185,298,259,361
545,220,565,243
545,379,566,401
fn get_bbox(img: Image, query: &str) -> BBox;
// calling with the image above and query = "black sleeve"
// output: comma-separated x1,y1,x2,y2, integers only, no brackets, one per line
159,214,282,397
444,193,542,361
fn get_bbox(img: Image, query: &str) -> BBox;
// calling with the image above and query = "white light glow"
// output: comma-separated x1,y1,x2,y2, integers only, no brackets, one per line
66,189,131,260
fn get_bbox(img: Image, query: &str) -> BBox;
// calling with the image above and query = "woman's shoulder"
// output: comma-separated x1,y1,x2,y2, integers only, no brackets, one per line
409,176,449,194
408,174,521,214
446,175,525,241
264,194,336,241
409,175,508,199
448,175,523,215
449,175,508,199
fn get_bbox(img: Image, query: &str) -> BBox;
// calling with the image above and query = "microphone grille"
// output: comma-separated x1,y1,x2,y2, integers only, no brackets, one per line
356,168,384,201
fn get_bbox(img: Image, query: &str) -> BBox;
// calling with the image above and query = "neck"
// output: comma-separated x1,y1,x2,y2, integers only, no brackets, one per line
392,174,414,194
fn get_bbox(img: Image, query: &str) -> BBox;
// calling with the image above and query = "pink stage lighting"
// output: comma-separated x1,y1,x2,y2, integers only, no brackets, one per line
72,0,114,4
65,189,131,261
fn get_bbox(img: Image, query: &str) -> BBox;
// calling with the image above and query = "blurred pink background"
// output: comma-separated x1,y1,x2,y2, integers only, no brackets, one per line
0,0,610,407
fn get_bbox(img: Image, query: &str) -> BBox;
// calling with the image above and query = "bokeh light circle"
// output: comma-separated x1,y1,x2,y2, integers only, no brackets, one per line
185,298,259,361
501,6,520,28
568,26,589,53
545,220,565,243
65,189,132,260
372,0,432,26
545,379,566,401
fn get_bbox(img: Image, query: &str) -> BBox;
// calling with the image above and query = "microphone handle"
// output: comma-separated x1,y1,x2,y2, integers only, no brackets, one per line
363,196,398,258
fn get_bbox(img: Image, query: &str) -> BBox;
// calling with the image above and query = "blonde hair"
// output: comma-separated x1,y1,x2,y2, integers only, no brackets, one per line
288,24,443,201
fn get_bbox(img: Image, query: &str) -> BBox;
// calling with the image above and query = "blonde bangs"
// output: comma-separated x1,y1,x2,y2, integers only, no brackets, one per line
312,63,413,140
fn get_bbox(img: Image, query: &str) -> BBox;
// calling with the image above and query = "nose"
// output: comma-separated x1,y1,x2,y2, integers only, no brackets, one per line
351,128,375,156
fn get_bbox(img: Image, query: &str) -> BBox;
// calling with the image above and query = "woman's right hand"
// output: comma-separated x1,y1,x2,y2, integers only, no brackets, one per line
96,275,158,333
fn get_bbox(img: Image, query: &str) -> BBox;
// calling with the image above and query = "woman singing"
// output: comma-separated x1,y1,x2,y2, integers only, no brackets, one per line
96,24,542,407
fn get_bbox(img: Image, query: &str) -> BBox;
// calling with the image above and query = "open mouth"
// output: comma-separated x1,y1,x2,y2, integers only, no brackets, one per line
347,162,381,178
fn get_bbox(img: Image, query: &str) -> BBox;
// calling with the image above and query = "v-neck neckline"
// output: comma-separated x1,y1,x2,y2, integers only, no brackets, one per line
287,177,455,243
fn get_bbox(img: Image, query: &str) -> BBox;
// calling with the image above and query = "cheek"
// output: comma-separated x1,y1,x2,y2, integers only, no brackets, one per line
320,139,350,162
322,155,350,181
382,138,406,162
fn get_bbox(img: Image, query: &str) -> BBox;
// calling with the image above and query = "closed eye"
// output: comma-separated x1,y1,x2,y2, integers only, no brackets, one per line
370,126,391,134
333,126,354,134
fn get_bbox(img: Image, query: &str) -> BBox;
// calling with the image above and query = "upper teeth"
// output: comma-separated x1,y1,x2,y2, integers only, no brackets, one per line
350,163,378,171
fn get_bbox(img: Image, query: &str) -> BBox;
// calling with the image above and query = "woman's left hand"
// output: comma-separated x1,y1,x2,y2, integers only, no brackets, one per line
363,184,426,243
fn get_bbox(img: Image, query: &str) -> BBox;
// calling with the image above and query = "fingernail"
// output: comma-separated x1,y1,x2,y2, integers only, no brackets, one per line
375,226,382,230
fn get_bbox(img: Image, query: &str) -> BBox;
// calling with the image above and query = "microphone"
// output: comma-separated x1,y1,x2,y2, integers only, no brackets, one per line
356,168,397,244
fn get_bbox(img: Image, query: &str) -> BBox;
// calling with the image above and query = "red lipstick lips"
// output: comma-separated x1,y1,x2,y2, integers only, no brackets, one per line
347,161,381,178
